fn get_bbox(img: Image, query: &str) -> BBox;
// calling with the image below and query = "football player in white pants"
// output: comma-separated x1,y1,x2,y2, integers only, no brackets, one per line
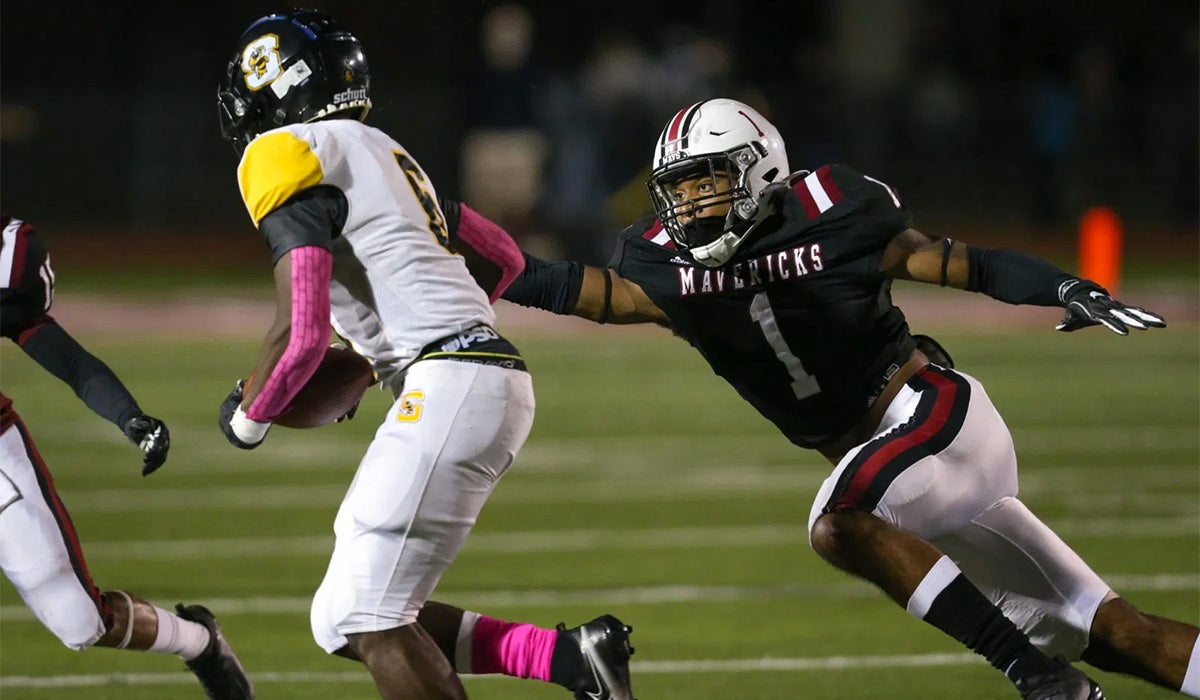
1,216,253,699
215,10,635,700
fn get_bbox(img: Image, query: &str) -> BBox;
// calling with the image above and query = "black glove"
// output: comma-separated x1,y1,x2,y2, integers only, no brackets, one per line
122,413,170,476
218,379,269,450
1056,280,1167,335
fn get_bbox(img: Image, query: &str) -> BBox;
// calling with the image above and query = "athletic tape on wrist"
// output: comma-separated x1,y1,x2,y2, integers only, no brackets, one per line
231,406,271,443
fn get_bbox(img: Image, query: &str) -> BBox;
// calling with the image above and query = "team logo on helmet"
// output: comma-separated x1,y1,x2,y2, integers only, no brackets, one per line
241,35,283,91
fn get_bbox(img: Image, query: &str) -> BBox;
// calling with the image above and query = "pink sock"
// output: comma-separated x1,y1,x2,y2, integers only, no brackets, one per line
470,615,558,681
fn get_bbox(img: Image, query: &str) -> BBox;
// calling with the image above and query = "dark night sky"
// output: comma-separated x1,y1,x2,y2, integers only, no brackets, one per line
2,1,1196,233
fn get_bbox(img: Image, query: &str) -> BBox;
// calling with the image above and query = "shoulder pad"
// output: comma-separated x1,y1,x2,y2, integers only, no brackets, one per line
787,165,848,220
619,214,675,249
238,126,326,226
788,164,905,220
1,216,44,290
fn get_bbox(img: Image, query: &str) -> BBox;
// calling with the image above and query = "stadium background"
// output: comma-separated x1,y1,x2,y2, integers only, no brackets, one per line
1,2,1197,699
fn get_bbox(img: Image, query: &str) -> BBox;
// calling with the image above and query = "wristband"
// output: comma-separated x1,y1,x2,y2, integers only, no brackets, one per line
230,406,271,444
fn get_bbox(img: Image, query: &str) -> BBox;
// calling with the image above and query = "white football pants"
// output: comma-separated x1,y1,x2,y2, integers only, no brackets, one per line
0,417,106,650
809,366,1113,661
311,359,535,653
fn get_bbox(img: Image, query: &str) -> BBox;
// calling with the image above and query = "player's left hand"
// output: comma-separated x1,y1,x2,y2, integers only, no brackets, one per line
329,342,364,424
218,379,270,449
335,400,360,423
122,413,171,476
1056,280,1167,335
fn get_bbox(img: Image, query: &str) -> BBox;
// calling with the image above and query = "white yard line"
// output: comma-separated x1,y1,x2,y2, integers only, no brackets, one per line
20,516,1200,562
60,474,834,512
55,459,1198,512
2,574,1195,622
28,424,1200,462
0,652,986,688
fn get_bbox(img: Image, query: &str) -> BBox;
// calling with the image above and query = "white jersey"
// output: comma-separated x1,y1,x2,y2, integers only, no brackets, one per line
236,119,495,389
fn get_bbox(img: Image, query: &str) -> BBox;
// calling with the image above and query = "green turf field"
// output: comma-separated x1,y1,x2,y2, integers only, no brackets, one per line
0,313,1196,699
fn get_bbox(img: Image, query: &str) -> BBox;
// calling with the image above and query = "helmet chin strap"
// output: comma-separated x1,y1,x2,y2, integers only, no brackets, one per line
690,232,742,267
689,194,779,267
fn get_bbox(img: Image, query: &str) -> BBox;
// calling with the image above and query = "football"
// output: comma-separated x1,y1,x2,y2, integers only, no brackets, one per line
275,345,375,429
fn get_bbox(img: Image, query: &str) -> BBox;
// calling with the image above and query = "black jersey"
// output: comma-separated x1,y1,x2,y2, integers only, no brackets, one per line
0,216,55,340
608,165,918,449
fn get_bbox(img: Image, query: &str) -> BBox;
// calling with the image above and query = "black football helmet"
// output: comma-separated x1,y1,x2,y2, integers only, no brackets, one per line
218,9,371,153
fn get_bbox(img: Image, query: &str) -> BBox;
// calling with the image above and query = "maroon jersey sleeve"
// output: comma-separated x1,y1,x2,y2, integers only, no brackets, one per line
0,216,55,340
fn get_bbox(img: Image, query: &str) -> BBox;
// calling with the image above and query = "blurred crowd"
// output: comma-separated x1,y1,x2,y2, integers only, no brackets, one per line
1,1,1195,259
458,2,1198,264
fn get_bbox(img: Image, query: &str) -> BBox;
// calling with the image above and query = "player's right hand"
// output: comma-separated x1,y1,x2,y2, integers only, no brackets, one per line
123,413,171,476
218,379,270,449
1056,280,1167,335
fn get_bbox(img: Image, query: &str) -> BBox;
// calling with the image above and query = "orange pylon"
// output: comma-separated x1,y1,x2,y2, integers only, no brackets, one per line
1079,207,1122,295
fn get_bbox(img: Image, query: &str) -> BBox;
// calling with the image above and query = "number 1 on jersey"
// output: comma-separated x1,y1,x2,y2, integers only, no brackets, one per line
749,292,821,400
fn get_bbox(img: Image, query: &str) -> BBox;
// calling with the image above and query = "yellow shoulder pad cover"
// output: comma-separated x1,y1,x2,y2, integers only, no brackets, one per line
238,131,325,226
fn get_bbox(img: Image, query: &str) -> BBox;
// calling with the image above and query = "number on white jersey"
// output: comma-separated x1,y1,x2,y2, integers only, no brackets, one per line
394,151,450,250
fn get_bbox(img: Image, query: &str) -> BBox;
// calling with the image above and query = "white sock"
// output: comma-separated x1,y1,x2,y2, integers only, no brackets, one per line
905,555,962,619
455,611,481,674
149,606,211,661
1182,633,1200,697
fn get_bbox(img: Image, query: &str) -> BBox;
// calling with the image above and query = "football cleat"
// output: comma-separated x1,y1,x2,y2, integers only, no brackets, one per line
556,614,636,700
1014,663,1104,700
175,603,255,700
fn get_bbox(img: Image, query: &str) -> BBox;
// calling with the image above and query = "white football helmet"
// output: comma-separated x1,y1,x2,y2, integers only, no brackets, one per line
646,98,789,267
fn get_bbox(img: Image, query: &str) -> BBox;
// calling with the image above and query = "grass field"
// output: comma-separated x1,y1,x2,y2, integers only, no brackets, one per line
0,294,1196,699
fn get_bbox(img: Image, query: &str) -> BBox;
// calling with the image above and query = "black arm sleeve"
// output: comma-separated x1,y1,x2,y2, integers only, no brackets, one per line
966,246,1078,307
20,321,141,428
259,186,347,263
500,253,586,315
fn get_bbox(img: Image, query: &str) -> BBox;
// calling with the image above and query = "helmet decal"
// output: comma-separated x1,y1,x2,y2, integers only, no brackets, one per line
332,86,369,107
737,110,764,137
269,59,313,99
657,102,702,164
241,35,283,91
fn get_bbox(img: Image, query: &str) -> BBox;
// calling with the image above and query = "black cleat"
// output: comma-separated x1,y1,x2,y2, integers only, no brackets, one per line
1014,663,1104,700
556,614,636,700
175,603,255,700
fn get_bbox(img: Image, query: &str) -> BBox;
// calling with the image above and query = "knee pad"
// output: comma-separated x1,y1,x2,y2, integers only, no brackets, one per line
18,563,105,650
39,586,105,650
310,582,348,654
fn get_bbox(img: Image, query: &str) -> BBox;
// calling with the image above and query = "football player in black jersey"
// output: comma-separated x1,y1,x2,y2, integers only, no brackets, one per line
503,99,1199,699
0,216,253,698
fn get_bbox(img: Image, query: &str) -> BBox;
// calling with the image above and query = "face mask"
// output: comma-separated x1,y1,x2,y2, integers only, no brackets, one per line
681,216,728,249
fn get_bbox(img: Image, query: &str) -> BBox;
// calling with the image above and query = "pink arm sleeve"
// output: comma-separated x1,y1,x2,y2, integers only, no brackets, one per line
244,246,333,422
457,203,525,302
